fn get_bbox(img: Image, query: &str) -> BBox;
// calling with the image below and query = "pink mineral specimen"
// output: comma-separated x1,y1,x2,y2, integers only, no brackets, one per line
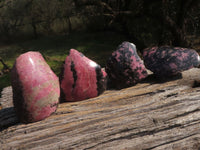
60,49,107,102
11,51,60,123
106,41,148,89
143,46,200,77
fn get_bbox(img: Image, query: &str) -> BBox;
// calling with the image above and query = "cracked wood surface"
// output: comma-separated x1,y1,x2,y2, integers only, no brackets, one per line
0,68,200,150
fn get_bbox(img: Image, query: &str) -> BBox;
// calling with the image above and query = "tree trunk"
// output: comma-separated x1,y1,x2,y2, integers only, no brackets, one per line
68,17,72,33
1,68,200,149
31,19,38,39
161,0,200,47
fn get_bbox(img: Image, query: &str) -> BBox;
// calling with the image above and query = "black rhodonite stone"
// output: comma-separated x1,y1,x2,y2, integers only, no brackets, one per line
106,41,148,89
143,46,200,77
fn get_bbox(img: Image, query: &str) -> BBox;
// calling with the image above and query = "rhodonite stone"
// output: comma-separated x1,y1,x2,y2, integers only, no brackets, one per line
60,49,107,102
143,46,200,77
106,41,148,89
11,51,60,123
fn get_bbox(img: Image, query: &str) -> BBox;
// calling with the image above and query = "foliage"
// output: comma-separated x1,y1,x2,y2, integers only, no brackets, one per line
0,0,77,40
75,0,200,49
0,0,199,48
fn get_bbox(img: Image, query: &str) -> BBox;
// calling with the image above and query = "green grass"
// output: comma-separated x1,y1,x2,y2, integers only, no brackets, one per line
0,31,128,96
0,73,11,93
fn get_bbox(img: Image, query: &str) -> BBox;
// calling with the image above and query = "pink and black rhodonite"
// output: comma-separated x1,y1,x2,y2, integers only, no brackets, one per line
60,49,107,102
106,41,148,89
11,51,60,123
143,46,200,77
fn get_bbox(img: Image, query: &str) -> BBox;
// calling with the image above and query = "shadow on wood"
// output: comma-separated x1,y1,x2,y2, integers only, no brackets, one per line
0,107,19,131
0,68,200,150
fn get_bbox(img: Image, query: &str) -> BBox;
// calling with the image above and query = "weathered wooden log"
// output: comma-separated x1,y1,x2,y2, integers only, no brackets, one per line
1,68,200,150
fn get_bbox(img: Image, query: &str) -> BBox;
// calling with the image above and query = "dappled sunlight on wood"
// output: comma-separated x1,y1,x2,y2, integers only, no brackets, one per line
1,68,200,149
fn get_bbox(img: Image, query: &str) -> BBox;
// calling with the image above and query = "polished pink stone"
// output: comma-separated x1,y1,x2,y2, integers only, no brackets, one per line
11,51,60,123
60,49,107,102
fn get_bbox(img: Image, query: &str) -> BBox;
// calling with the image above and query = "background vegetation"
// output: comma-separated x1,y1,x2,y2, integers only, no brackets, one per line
0,0,200,95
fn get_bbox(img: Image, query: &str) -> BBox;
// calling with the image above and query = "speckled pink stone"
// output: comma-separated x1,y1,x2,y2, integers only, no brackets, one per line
11,51,60,123
106,41,148,89
143,46,200,77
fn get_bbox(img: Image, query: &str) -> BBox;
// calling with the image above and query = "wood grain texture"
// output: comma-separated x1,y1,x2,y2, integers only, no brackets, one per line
1,68,200,150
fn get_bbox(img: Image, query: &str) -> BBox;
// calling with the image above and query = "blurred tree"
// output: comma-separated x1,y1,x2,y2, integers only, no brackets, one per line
160,0,200,47
0,0,199,49
0,0,26,40
74,0,200,50
0,0,76,40
57,0,76,34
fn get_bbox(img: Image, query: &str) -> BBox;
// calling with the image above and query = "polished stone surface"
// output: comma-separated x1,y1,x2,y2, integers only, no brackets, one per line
11,51,60,123
60,49,107,102
106,41,148,89
143,46,200,77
